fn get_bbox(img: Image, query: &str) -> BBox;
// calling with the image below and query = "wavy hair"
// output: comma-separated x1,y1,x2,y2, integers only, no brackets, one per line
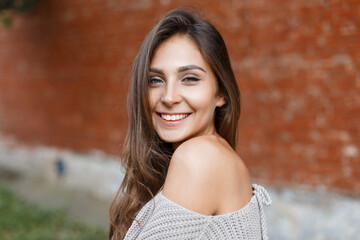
109,9,241,239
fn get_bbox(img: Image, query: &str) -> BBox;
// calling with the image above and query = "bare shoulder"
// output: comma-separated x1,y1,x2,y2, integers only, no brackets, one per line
162,135,253,215
171,135,229,170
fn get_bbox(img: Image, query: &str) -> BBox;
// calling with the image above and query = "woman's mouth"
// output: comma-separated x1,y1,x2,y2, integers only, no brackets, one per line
160,113,190,121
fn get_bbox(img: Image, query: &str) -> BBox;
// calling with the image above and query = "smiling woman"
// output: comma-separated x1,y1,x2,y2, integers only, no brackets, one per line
148,35,225,144
109,9,271,240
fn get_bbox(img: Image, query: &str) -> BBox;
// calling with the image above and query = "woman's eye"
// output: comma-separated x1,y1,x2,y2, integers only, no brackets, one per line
183,76,200,82
149,77,163,85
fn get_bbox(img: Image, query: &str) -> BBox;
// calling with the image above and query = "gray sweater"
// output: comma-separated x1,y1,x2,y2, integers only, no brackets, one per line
124,184,272,240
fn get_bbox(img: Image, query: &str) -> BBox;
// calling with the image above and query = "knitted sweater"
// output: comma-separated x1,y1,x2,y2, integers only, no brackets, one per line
124,184,272,240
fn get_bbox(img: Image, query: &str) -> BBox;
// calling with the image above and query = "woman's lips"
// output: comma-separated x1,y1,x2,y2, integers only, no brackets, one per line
160,113,189,121
156,113,191,125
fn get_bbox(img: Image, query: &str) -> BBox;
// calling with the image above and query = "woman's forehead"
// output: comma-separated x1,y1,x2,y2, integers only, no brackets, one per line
150,35,211,72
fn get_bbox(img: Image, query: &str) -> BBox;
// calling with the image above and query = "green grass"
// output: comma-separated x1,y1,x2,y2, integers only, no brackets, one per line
0,183,107,240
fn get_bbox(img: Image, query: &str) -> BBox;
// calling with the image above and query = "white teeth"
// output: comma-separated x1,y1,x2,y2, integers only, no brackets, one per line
161,114,188,121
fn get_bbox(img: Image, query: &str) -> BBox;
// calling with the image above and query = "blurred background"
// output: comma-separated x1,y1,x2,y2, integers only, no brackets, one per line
0,0,359,239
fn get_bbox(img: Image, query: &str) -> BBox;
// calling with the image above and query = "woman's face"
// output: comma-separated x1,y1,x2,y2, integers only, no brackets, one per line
148,34,225,144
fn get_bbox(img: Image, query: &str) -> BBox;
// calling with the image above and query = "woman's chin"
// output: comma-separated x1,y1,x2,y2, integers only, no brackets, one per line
159,136,183,144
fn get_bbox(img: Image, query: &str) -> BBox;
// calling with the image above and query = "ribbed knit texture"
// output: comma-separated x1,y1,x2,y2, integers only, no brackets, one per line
124,184,271,240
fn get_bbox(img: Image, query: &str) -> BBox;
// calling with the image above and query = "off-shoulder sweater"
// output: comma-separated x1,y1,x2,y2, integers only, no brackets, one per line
124,184,272,240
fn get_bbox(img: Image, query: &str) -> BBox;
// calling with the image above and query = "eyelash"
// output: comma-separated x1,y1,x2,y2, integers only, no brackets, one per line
148,76,200,85
183,76,200,82
149,77,163,84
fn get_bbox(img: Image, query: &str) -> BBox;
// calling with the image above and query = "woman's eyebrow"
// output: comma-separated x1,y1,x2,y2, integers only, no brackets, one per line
178,65,206,73
149,68,164,74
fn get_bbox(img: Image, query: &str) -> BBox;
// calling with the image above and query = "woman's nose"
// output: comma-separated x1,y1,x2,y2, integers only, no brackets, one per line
161,83,181,106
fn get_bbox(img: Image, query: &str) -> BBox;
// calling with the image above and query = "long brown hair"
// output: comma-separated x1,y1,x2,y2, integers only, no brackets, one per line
109,9,241,239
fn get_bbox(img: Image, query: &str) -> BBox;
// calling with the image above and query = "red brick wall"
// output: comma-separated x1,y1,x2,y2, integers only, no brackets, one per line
0,0,359,195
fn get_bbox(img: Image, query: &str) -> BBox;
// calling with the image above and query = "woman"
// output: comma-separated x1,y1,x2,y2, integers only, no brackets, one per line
109,9,271,240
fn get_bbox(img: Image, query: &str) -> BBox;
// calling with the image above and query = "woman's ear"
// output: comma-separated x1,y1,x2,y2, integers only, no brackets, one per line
216,95,226,107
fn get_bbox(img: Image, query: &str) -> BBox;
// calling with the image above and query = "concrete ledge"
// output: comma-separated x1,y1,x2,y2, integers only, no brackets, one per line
0,136,124,200
266,186,360,239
